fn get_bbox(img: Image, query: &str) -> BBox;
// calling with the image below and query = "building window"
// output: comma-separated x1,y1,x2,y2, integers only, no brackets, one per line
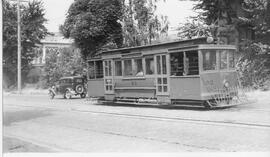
124,60,132,76
115,61,122,76
202,50,217,71
145,57,154,75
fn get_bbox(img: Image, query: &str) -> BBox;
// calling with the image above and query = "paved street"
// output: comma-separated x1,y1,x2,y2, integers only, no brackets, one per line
3,92,270,152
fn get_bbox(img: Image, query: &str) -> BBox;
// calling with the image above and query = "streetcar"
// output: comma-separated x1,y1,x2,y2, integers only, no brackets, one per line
87,37,251,108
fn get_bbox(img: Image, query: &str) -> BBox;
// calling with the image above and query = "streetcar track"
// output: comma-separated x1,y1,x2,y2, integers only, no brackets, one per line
5,103,270,130
28,120,222,151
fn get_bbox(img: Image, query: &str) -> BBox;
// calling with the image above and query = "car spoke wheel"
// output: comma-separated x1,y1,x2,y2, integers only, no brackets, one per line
80,93,86,98
75,84,84,94
65,90,72,99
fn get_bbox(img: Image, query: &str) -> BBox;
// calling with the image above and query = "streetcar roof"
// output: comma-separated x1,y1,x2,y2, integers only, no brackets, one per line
100,37,207,54
87,37,237,60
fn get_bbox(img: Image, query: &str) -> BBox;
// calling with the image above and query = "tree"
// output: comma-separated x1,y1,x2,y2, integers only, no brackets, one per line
43,47,87,87
121,0,169,46
3,0,49,88
189,0,270,89
60,0,124,59
177,18,211,39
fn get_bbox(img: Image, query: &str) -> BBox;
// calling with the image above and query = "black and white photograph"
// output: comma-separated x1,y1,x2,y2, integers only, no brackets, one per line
1,0,270,155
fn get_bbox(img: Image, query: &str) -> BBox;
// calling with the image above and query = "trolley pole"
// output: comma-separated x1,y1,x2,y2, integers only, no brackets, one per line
17,0,22,93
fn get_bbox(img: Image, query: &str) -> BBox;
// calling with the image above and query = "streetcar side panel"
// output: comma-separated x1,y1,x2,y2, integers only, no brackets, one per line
114,78,156,98
200,71,238,100
170,76,201,100
88,79,104,97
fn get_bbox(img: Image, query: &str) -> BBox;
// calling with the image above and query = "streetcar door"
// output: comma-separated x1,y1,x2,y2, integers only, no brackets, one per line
155,54,169,95
103,60,114,94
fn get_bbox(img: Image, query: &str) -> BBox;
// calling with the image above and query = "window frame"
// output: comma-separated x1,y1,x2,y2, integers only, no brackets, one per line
88,60,104,80
114,60,123,77
200,49,236,72
156,54,169,95
123,59,133,77
145,56,155,76
201,49,218,72
170,51,199,77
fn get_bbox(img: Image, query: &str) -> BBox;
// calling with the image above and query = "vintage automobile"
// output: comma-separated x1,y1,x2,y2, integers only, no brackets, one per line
49,76,87,99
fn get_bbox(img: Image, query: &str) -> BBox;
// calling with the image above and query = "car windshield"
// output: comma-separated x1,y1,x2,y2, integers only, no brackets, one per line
60,79,72,84
75,78,83,83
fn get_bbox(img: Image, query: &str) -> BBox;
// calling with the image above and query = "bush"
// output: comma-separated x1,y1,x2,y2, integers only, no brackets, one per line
237,56,270,90
43,47,87,88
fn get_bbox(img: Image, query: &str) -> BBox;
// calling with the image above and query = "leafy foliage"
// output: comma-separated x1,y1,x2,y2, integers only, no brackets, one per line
3,0,49,88
237,56,270,89
122,0,169,46
43,47,87,87
60,0,123,58
177,18,211,39
189,0,270,89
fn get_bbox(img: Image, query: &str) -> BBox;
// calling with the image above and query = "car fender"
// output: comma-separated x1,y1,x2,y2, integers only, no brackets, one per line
66,88,76,95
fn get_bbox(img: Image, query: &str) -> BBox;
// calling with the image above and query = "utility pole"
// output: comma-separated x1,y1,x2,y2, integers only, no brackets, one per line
17,0,22,93
9,0,28,93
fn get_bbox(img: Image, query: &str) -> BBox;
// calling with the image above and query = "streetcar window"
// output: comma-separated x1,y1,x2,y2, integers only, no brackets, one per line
157,56,161,74
229,50,235,69
115,60,122,76
170,52,184,76
145,57,154,75
95,61,103,78
185,51,199,75
88,61,95,79
170,51,199,76
134,58,144,76
162,55,167,75
124,60,132,76
202,50,217,71
105,79,113,92
220,50,228,70
88,60,103,79
104,60,112,76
